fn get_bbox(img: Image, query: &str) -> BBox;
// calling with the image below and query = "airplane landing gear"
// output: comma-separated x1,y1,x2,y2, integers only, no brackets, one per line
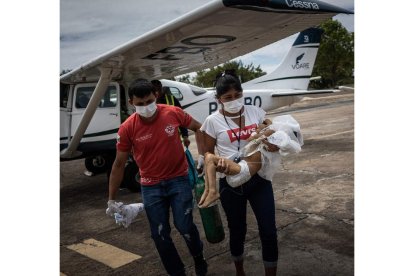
106,159,141,192
85,154,114,174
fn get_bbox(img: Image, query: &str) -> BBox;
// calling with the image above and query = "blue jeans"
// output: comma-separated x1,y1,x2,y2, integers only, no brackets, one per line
141,175,203,276
219,173,278,268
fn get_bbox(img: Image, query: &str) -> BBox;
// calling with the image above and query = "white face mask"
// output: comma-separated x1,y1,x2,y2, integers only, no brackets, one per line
135,101,157,118
222,97,244,113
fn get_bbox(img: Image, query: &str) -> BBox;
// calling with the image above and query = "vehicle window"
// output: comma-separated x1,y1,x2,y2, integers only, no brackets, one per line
106,87,118,107
189,84,207,96
169,87,183,101
60,83,70,108
75,85,118,108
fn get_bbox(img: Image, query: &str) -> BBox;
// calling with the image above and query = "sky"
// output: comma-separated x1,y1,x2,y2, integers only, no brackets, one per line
60,0,354,75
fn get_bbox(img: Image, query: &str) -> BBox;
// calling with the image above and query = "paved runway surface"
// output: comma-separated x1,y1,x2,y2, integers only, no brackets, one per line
60,90,354,275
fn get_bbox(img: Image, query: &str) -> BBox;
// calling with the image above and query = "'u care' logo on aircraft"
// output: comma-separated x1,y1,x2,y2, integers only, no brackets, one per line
292,53,310,70
296,53,304,65
285,0,319,10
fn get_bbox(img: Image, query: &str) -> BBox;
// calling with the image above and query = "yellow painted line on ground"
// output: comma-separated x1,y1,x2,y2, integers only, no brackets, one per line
67,238,142,269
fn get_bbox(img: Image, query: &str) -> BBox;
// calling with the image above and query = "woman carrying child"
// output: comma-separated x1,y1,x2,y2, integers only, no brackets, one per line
199,71,279,276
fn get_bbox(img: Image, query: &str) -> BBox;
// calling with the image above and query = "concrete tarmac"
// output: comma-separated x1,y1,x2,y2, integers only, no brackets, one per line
60,90,354,275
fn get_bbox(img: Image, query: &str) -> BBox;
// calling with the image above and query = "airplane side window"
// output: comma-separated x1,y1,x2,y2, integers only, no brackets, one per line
102,87,118,107
75,85,117,108
75,89,91,108
169,87,183,101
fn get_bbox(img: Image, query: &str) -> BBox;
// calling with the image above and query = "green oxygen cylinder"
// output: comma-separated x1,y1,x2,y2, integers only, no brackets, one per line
194,175,225,244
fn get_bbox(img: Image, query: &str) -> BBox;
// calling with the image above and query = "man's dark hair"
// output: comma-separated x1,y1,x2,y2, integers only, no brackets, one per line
151,79,162,92
214,70,242,98
128,79,155,99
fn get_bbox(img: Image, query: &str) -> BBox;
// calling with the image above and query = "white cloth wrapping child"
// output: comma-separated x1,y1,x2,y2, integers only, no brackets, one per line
270,114,303,155
227,115,303,186
255,115,303,181
106,201,145,228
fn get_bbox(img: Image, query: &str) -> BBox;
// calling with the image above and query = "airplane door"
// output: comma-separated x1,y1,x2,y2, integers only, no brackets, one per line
71,82,121,146
60,83,72,149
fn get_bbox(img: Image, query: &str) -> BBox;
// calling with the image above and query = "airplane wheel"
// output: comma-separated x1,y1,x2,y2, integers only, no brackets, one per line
122,161,141,192
85,154,114,174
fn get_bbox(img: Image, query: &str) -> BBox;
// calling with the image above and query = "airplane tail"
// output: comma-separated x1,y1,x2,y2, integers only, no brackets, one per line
242,27,323,90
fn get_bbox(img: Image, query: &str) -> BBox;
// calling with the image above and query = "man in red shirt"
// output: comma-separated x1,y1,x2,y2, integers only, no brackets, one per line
151,79,191,148
108,79,207,276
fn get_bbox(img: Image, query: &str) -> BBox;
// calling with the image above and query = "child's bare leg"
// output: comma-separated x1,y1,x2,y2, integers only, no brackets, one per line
199,153,241,208
198,152,220,206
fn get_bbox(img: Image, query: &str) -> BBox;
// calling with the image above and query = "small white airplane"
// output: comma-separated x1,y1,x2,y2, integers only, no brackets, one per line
60,0,352,190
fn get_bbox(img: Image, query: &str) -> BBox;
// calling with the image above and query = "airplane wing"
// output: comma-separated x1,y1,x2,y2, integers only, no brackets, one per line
60,0,352,84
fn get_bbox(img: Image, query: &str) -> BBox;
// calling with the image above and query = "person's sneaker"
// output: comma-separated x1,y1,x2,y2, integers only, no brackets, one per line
194,254,208,276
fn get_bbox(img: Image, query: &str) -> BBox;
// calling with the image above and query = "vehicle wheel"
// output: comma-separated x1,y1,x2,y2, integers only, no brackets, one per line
122,161,141,192
85,154,114,174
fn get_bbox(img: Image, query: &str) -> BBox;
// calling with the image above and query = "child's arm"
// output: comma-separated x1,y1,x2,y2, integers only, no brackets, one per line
247,128,275,142
257,123,267,132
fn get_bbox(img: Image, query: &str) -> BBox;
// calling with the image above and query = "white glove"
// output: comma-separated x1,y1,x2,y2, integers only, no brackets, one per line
106,200,123,217
114,203,145,228
197,155,204,170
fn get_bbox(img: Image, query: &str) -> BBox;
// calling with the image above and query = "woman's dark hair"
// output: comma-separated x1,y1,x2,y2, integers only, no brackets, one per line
128,79,155,99
214,69,242,98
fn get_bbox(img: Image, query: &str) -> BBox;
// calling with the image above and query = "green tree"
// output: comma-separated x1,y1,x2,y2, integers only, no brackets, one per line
192,60,266,87
175,74,192,84
60,69,72,76
311,19,354,88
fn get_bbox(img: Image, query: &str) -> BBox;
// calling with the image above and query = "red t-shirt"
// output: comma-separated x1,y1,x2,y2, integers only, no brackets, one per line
116,104,192,185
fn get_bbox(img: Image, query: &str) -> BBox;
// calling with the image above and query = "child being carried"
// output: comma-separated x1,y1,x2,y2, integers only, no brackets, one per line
198,115,303,208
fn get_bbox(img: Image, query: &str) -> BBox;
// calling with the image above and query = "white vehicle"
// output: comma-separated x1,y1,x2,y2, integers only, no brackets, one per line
60,0,352,190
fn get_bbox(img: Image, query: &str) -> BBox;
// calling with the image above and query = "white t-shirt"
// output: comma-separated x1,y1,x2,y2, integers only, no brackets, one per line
201,105,266,159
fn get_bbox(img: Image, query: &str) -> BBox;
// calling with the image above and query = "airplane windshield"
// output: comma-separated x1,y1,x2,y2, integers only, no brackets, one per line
189,85,206,96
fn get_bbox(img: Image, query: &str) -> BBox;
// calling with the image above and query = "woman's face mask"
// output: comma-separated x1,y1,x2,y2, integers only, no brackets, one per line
221,97,244,113
135,101,157,118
